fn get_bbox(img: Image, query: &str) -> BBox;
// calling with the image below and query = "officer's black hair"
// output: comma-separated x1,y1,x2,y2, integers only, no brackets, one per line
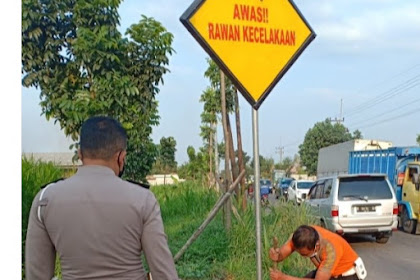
292,225,319,250
80,116,127,160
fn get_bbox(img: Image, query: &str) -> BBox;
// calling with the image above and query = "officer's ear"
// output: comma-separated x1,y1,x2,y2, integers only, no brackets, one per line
118,150,127,166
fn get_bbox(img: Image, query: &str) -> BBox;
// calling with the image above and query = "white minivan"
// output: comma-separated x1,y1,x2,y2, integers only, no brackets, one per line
305,174,398,244
287,180,314,205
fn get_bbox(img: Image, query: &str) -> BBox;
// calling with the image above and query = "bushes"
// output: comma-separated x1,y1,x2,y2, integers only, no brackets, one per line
21,157,64,278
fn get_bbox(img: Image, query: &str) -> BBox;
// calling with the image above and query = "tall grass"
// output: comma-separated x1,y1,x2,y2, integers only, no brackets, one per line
152,182,229,279
22,156,65,278
225,200,317,280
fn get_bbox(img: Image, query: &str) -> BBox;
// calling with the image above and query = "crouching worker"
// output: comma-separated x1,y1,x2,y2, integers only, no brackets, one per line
269,225,367,280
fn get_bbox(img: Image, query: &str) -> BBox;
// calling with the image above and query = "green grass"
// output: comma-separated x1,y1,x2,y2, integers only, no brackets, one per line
22,156,65,278
152,182,229,279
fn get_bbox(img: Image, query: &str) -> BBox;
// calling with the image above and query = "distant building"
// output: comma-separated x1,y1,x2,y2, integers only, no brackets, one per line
146,174,184,186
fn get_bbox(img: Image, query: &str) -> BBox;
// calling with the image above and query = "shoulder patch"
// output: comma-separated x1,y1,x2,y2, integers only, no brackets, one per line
125,179,150,189
40,178,64,189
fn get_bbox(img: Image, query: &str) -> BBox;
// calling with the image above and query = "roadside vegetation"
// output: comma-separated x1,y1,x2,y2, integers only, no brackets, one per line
22,159,314,279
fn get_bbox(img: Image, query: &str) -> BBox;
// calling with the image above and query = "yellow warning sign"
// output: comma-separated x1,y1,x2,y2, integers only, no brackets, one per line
181,0,315,109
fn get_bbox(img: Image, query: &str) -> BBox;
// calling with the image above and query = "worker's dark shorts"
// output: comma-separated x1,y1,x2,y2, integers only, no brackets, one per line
306,270,359,280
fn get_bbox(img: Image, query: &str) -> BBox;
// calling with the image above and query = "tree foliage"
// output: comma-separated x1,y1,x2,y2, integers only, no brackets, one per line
352,129,363,139
152,137,177,174
249,155,274,179
178,146,208,183
417,134,420,146
199,87,218,148
22,0,174,181
203,58,236,112
299,119,353,175
276,157,293,172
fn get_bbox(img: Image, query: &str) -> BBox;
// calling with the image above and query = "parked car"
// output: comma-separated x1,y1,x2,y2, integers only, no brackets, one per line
305,174,398,244
276,177,295,199
287,180,314,204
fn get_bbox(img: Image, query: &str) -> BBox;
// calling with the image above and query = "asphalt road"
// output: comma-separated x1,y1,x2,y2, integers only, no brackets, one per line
347,231,420,280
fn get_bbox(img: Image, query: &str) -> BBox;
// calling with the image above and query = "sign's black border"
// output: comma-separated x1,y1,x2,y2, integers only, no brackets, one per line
180,0,316,110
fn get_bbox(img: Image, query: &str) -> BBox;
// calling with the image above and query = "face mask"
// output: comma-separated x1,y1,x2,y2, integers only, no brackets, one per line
309,243,319,258
118,151,125,178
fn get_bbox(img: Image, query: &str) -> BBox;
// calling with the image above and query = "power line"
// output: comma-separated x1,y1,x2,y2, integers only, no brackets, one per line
283,140,300,148
353,108,420,130
354,63,420,93
345,63,420,111
347,96,420,128
345,74,420,117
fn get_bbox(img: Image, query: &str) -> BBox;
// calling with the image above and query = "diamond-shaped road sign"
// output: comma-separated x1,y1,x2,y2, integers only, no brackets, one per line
180,0,316,109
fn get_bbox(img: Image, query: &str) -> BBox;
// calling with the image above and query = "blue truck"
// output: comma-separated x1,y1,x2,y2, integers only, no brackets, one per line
348,146,420,234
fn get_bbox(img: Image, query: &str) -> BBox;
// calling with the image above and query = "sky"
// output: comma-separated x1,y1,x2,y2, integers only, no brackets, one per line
21,0,420,165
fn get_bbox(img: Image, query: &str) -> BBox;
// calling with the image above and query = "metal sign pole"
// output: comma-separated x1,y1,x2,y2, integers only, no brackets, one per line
252,108,262,280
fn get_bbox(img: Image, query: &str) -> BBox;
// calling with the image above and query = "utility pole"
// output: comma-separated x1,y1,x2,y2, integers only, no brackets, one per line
329,98,344,124
275,146,284,164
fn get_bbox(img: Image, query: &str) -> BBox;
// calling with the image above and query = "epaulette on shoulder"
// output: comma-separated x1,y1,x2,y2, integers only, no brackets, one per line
125,179,150,189
40,178,64,189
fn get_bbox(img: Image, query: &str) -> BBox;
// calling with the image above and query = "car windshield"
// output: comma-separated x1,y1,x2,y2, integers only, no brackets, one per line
281,178,293,185
297,182,313,189
260,180,271,186
338,177,393,200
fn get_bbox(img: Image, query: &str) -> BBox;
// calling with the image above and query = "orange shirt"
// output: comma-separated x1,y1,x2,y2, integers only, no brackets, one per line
286,225,358,277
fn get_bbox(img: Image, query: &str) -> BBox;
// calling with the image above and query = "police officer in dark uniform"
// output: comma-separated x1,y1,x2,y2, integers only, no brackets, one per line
25,116,179,280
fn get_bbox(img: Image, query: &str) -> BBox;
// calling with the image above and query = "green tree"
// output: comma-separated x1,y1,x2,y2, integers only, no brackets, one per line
249,155,275,179
204,59,238,183
277,157,293,171
152,136,177,174
417,134,420,146
178,146,208,183
299,119,353,175
22,0,174,181
200,87,218,186
352,129,363,139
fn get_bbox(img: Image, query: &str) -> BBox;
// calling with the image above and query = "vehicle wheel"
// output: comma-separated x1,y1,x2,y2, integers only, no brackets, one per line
375,236,389,244
401,207,417,234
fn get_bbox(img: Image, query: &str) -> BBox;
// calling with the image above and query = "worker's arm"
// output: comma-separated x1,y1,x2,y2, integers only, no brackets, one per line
141,192,179,280
25,192,56,280
269,239,294,262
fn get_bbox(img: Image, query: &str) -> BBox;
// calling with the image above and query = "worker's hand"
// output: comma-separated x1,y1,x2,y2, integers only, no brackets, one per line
269,268,285,280
269,247,282,262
